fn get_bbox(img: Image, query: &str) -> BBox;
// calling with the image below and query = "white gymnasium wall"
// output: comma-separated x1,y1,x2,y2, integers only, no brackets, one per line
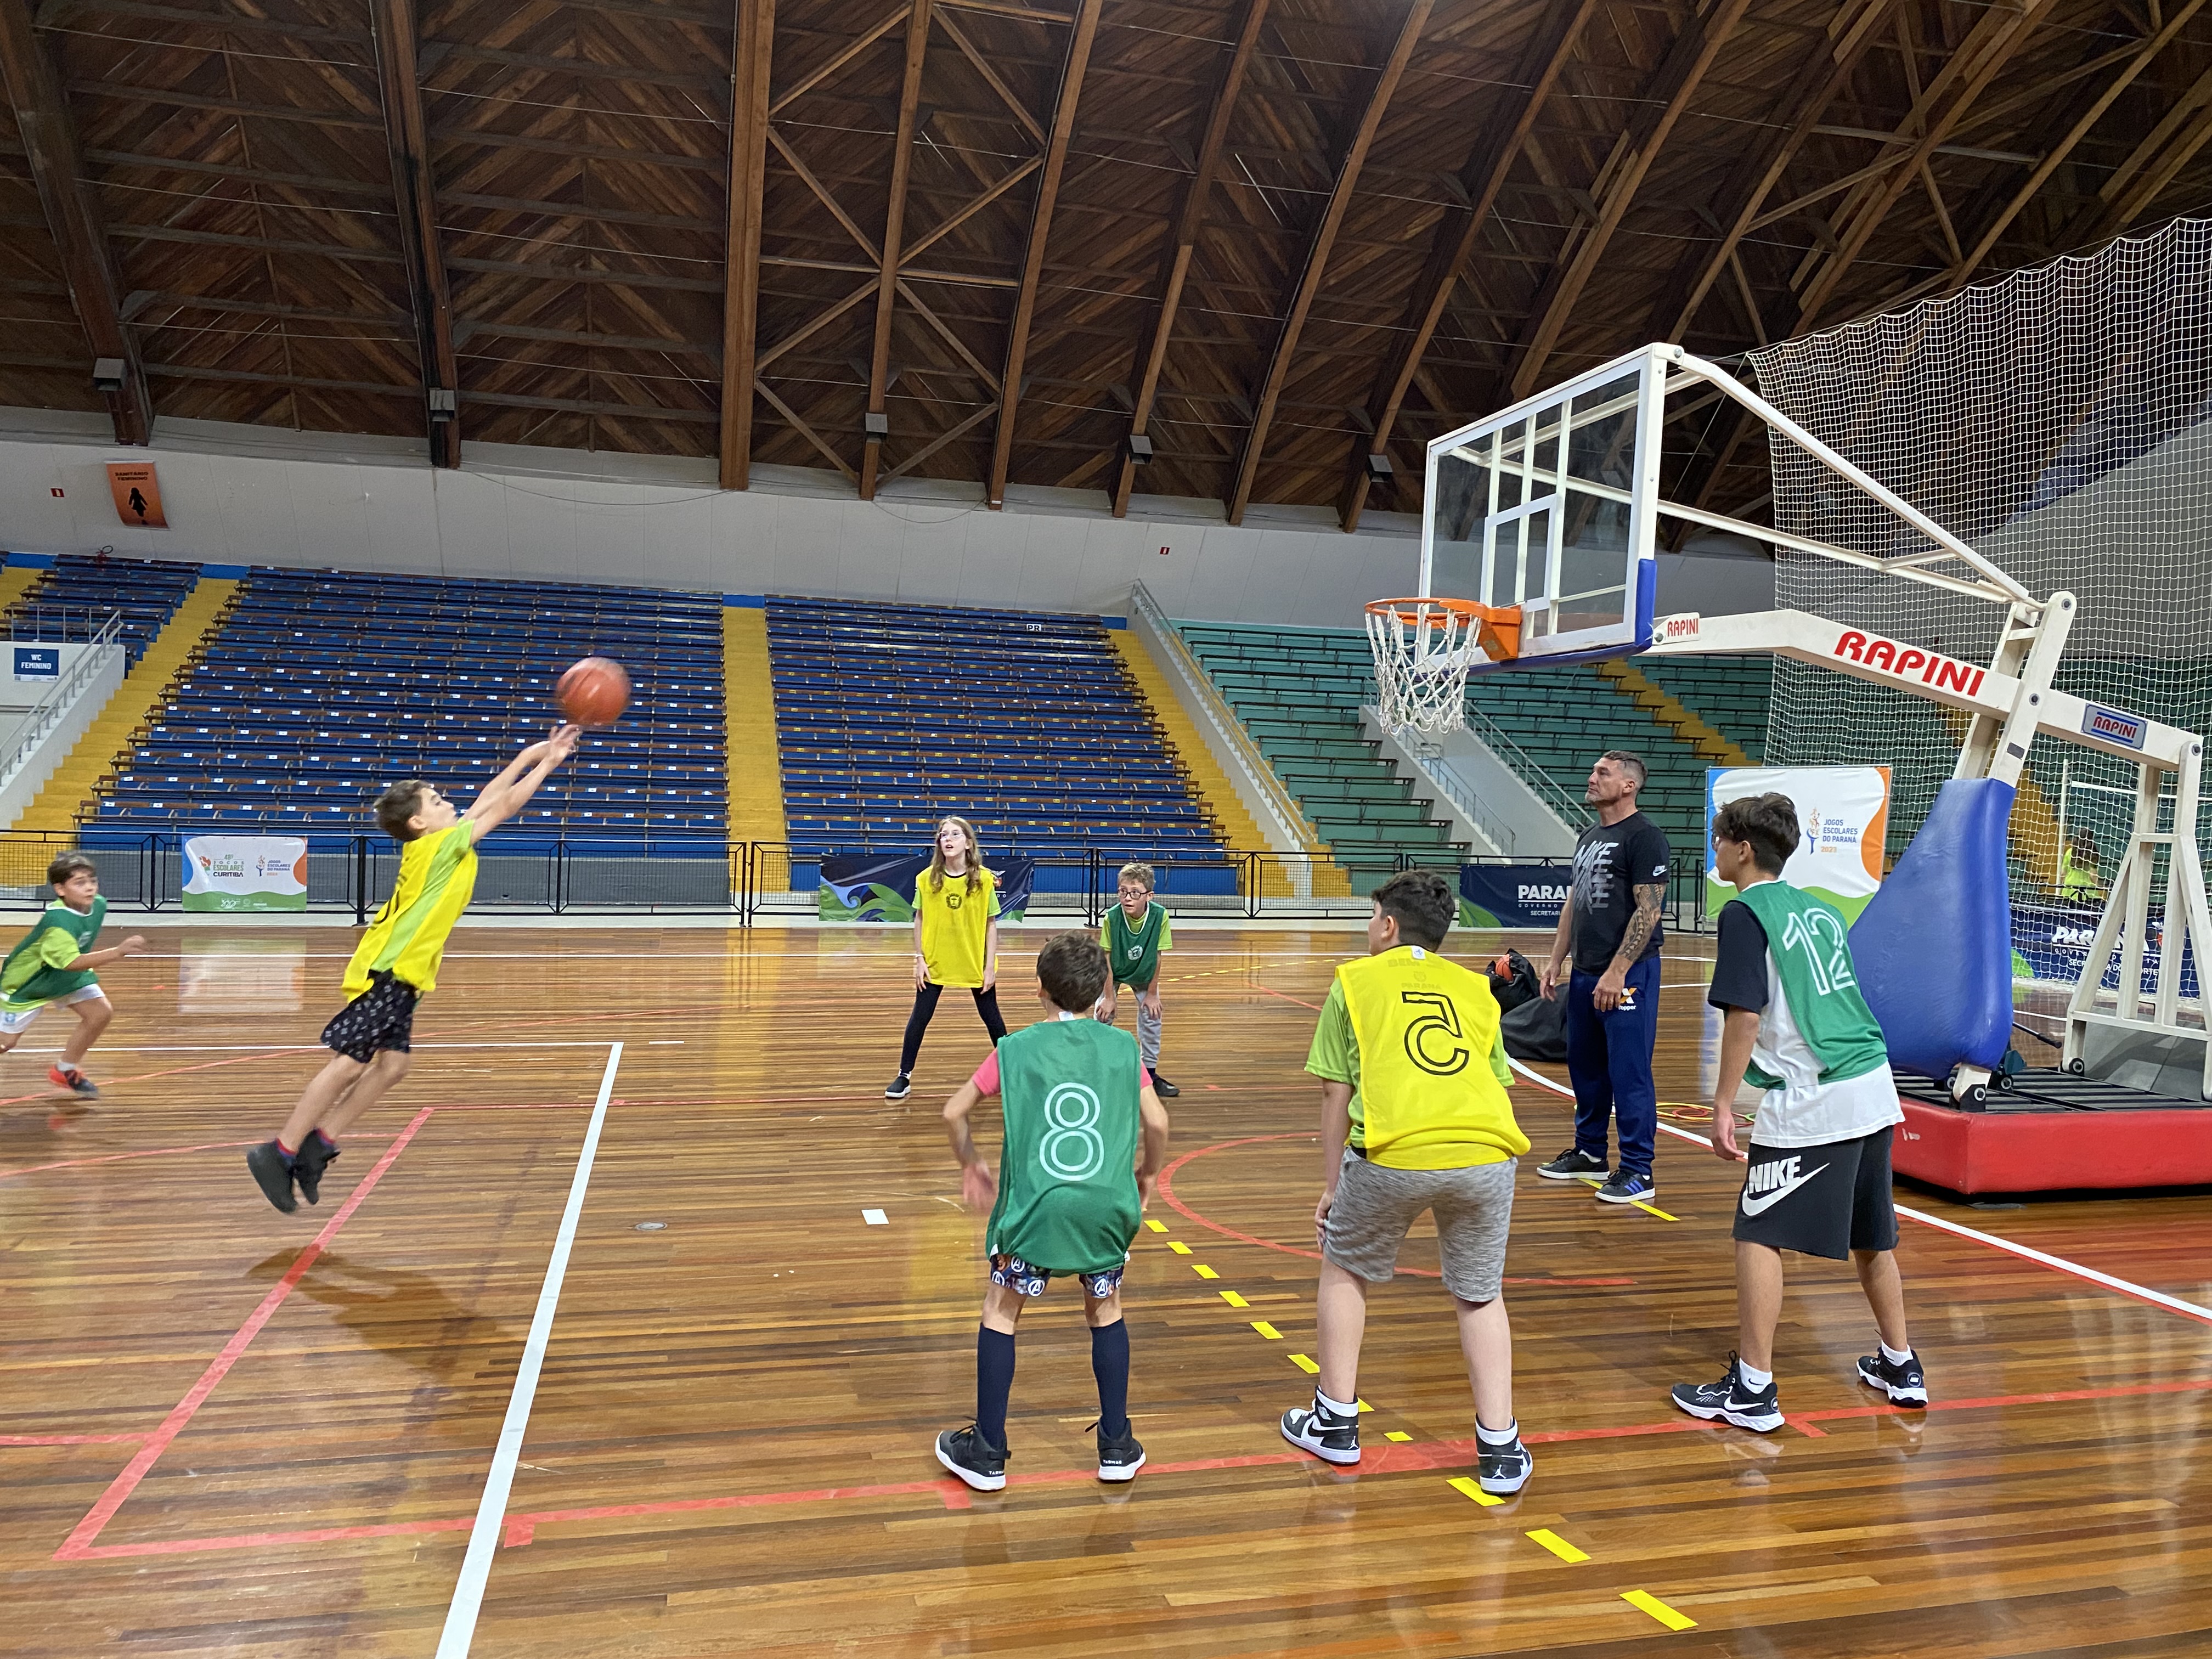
0,408,1773,625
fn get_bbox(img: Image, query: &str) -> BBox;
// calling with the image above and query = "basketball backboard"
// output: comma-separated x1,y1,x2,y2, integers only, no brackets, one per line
1421,345,1664,670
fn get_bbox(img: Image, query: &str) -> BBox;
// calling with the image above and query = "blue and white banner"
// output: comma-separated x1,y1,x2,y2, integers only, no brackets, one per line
12,645,58,681
2011,896,2199,1000
817,853,1034,923
1457,863,1572,929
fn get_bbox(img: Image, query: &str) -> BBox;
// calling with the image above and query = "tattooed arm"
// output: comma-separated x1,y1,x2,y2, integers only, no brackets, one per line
1593,881,1665,1012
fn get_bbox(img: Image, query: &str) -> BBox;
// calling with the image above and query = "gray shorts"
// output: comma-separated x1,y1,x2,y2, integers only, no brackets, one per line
1322,1150,1517,1304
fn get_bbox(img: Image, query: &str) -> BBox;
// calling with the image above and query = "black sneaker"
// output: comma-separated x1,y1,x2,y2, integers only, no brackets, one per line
1536,1147,1607,1181
1280,1397,1361,1465
1857,1349,1928,1407
1096,1421,1146,1482
1476,1430,1534,1495
934,1423,1006,1492
884,1073,912,1101
1671,1356,1783,1432
1150,1073,1180,1098
293,1136,340,1205
246,1141,299,1214
1594,1167,1655,1205
49,1064,100,1099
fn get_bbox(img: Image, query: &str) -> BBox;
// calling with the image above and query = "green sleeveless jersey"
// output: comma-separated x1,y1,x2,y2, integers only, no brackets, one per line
1731,879,1889,1089
1102,900,1169,990
0,896,106,1010
985,1017,1144,1274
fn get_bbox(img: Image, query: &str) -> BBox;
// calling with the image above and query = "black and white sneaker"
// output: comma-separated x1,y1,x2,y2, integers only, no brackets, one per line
1671,1356,1783,1432
1857,1349,1928,1407
934,1424,1007,1492
1280,1397,1361,1465
1476,1430,1533,1495
884,1073,912,1101
292,1136,340,1206
1594,1167,1656,1205
1096,1421,1146,1482
1150,1073,1181,1099
245,1141,299,1215
1536,1147,1607,1181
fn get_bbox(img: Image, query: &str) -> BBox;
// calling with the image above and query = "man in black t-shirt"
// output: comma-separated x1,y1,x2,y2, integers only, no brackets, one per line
1538,751,1671,1205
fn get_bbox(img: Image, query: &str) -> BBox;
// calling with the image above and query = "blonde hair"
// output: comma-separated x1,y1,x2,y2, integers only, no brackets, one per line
1116,861,1155,892
924,815,984,895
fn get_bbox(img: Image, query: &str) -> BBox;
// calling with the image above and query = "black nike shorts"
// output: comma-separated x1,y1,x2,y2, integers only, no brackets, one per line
1730,1125,1899,1261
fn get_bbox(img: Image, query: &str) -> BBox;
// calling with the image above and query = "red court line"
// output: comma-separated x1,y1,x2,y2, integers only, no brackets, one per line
0,1047,331,1109
0,1432,148,1447
1156,1133,1635,1288
59,1374,2212,1560
52,1105,438,1562
1,1138,262,1179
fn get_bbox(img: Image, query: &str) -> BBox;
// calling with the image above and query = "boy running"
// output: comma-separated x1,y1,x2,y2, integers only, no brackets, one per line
1095,860,1178,1096
245,726,580,1213
1281,870,1535,1496
0,853,146,1097
1671,792,1927,1431
936,930,1171,1492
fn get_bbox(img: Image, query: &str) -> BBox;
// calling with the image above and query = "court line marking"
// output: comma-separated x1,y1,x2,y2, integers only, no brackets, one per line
1,1432,148,1447
8,1041,634,1053
1623,1589,1697,1632
436,1040,625,1659
1526,1527,1590,1563
51,1374,2212,1559
1506,1057,2212,1328
52,1105,439,1560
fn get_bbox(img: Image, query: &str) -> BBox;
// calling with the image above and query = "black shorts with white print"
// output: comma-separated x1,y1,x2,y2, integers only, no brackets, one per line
1730,1125,1899,1261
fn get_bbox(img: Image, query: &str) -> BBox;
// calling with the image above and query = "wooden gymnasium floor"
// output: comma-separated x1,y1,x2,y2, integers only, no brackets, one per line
3,923,2209,1659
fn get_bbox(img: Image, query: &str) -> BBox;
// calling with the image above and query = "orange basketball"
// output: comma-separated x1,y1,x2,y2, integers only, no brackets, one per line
556,656,630,728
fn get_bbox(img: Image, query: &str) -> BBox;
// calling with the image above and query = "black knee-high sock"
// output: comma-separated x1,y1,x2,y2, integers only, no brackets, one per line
1090,1318,1130,1438
976,1325,1015,1450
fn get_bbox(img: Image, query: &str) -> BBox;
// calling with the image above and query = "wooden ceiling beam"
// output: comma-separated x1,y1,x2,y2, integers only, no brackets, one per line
447,254,723,292
0,0,151,442
938,0,1071,21
721,0,775,489
108,222,403,261
38,0,368,46
1505,0,1754,403
1108,0,1269,518
1333,0,1594,532
469,388,717,423
1792,0,2052,331
461,319,718,354
83,149,388,194
370,0,459,466
860,0,931,500
144,362,414,397
442,190,718,233
2065,63,2212,246
431,127,722,173
769,4,906,112
123,290,409,327
1939,0,2210,295
754,376,854,476
1649,0,1894,347
66,80,381,129
755,275,874,370
900,155,1039,263
1224,0,1434,528
984,0,1102,509
422,41,729,93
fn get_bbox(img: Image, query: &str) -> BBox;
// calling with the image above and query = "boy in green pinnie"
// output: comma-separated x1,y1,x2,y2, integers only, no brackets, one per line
938,931,1171,1492
0,853,147,1097
1095,860,1179,1096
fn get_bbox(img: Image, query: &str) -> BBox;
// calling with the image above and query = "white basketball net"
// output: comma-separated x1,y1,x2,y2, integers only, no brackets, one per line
1366,599,1482,733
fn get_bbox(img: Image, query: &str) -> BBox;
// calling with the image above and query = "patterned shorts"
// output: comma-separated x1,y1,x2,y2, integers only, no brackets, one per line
320,972,420,1063
989,1252,1127,1300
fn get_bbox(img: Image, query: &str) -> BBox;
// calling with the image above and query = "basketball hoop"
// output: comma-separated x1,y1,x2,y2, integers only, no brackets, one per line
1364,597,1520,733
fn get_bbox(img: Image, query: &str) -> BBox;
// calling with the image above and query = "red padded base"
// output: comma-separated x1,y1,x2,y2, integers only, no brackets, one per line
1895,1099,2212,1195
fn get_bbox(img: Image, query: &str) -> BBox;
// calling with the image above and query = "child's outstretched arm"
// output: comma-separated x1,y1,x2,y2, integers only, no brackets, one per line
74,934,148,970
464,724,582,843
1135,1081,1169,1208
944,1079,996,1206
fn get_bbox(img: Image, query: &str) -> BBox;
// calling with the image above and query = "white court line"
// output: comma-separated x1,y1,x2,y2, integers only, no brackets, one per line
862,1208,888,1226
1506,1057,2212,1327
8,1041,627,1053
436,1040,625,1658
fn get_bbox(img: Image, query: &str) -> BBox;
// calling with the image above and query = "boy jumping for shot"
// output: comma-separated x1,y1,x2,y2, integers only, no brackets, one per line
246,725,580,1213
1671,793,1927,1431
0,854,146,1097
1096,861,1178,1097
938,931,1171,1491
1282,870,1535,1496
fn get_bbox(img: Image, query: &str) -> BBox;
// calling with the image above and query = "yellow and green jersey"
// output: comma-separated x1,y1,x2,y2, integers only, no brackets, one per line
344,824,478,999
1102,900,1171,990
916,865,998,988
1306,945,1527,1170
0,897,106,1011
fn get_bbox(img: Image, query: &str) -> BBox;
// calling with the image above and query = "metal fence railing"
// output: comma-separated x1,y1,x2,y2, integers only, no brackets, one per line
0,832,1720,933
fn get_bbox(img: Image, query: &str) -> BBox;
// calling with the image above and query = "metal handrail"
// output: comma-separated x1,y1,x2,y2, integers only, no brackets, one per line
0,611,125,797
1417,743,1519,857
1126,581,1326,853
1461,697,1591,828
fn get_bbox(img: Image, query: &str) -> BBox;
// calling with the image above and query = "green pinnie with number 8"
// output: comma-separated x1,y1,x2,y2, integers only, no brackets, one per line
936,932,1172,1494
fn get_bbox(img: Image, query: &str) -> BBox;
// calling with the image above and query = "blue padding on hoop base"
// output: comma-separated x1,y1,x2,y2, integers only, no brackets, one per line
1849,776,2017,1080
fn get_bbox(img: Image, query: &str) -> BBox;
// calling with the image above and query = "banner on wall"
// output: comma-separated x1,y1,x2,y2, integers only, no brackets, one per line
817,853,1034,923
1705,765,1891,921
1457,864,1573,929
2010,897,2199,999
181,835,308,912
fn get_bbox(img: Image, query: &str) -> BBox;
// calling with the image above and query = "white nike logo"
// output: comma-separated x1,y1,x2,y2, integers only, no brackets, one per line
1739,1163,1830,1216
